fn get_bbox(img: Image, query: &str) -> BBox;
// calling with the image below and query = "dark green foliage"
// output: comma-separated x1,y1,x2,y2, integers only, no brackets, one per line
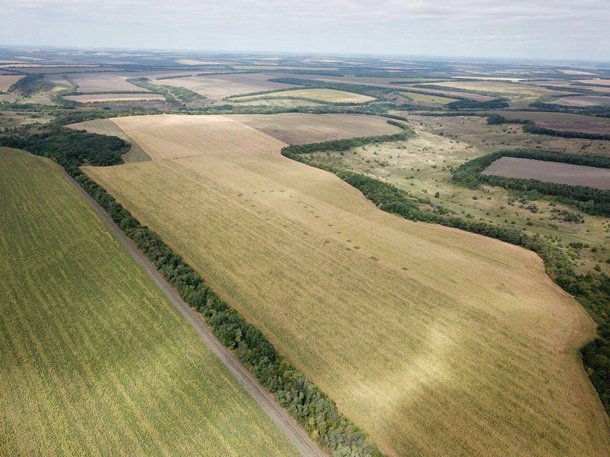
8,74,55,96
446,98,509,110
280,135,610,417
0,128,129,167
7,127,381,457
452,150,610,217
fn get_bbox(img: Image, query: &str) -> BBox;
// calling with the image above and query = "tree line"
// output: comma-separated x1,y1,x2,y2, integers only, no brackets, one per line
1,127,383,457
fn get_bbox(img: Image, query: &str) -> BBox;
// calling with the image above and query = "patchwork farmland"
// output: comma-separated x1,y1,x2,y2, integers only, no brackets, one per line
84,114,609,457
0,148,298,457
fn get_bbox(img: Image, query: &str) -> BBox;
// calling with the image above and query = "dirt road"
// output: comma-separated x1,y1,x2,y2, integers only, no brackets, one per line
62,170,327,457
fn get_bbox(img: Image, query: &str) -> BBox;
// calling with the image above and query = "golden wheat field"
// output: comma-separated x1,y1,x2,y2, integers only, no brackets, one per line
85,114,610,457
0,148,298,457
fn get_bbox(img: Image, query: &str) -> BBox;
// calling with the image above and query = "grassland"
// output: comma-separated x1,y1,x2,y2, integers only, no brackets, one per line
0,148,298,457
151,73,296,99
85,114,609,457
231,88,375,103
0,75,24,92
64,93,165,103
482,157,610,189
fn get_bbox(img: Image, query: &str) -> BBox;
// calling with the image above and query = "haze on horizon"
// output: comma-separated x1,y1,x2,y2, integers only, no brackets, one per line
0,0,609,61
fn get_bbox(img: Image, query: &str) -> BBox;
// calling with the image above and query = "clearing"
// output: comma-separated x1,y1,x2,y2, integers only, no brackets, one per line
0,148,298,457
231,88,375,104
483,157,610,189
85,114,609,457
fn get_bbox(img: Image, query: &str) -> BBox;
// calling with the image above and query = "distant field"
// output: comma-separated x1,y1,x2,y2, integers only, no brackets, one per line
432,80,567,98
553,95,610,107
152,73,296,99
483,157,610,189
488,111,610,135
68,119,150,162
232,88,375,103
0,148,297,457
411,85,495,101
401,91,456,105
0,75,24,92
230,113,401,144
85,114,608,457
578,79,610,86
48,73,149,92
64,93,165,103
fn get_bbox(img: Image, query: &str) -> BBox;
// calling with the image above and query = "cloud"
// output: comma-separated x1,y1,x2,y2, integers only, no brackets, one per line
0,0,608,60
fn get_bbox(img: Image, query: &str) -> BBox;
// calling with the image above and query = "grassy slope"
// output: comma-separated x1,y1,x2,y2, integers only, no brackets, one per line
85,115,609,457
0,148,297,457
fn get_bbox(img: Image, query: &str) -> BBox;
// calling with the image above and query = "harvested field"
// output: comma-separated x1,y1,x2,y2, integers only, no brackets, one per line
54,73,149,92
0,148,298,457
487,111,610,135
68,119,150,162
483,156,610,189
553,95,610,107
64,93,165,103
432,80,568,98
578,79,610,87
0,75,24,92
232,88,375,104
230,113,401,144
85,114,609,457
151,73,296,99
111,115,286,161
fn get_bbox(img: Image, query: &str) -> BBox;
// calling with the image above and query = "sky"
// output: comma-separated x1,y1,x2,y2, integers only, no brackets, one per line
0,0,609,61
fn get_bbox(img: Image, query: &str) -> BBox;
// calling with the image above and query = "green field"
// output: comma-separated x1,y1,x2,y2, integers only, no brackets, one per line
0,148,297,456
231,88,375,103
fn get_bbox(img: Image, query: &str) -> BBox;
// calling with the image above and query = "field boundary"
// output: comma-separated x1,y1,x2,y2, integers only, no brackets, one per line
60,169,326,457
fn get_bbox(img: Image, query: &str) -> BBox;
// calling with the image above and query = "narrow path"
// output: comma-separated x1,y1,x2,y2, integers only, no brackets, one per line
62,170,327,457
